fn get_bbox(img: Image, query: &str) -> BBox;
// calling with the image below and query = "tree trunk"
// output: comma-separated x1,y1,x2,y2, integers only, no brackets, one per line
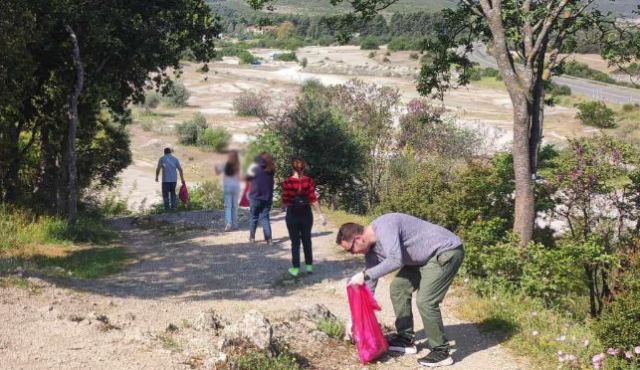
65,25,84,226
35,124,58,206
512,97,536,246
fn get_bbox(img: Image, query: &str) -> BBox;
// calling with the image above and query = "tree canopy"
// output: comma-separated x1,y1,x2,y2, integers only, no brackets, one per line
0,0,220,213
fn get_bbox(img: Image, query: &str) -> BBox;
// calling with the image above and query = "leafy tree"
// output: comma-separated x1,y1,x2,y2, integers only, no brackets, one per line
0,0,220,220
327,79,401,211
265,85,368,212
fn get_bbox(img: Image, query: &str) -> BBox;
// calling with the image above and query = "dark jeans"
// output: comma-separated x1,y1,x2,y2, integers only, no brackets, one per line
161,182,177,210
249,197,272,241
286,207,313,268
390,246,464,350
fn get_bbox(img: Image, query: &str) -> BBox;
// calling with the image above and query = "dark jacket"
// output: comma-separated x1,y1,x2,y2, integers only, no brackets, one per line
248,156,274,202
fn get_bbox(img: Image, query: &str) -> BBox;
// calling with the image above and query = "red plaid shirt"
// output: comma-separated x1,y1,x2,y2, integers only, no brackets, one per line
282,176,317,207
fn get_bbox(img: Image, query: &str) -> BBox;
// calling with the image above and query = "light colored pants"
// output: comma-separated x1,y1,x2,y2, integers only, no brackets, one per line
223,184,240,227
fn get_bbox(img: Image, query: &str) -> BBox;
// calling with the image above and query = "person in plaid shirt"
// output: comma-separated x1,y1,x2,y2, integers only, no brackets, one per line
282,157,327,277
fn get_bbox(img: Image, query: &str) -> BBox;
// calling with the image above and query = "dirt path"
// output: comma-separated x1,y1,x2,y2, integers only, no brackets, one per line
1,210,524,370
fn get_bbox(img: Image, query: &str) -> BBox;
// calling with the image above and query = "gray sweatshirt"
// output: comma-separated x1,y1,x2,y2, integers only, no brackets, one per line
364,213,462,289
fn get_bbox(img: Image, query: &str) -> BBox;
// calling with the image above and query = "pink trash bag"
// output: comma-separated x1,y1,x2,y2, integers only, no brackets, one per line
179,182,189,205
347,284,389,363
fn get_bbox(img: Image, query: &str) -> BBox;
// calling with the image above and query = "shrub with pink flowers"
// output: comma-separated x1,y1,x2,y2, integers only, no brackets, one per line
591,345,640,369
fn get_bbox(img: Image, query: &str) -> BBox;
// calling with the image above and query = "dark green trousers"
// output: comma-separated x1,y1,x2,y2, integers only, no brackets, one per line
389,246,464,350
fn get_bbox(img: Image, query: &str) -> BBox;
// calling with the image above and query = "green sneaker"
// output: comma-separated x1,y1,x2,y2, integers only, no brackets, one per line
288,267,300,277
305,264,313,273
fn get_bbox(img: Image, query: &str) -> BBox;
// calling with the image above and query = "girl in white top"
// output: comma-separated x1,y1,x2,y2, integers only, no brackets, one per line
215,150,241,231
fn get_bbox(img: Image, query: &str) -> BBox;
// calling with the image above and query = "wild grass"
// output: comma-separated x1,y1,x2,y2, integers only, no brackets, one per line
323,208,372,228
472,76,506,90
233,350,302,370
452,285,601,370
317,317,345,339
0,276,41,294
156,332,183,352
0,206,128,279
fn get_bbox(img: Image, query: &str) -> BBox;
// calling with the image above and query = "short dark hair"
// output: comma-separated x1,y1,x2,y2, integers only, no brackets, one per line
164,147,172,155
336,222,364,244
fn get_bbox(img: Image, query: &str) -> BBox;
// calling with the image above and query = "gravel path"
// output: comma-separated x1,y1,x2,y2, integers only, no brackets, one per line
0,210,524,369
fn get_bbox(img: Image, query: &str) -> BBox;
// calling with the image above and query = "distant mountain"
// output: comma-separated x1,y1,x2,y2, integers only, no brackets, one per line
209,0,638,16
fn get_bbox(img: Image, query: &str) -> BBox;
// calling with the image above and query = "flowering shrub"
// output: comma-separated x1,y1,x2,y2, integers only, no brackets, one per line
232,91,270,117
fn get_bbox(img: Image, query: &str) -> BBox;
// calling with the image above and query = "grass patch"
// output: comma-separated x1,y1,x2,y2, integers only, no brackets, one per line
0,206,127,279
156,332,183,352
234,350,302,370
317,317,345,339
324,209,373,228
471,76,506,90
453,286,600,370
0,276,41,294
1,245,130,279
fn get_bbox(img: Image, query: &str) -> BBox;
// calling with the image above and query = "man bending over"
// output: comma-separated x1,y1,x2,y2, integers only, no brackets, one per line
336,212,464,367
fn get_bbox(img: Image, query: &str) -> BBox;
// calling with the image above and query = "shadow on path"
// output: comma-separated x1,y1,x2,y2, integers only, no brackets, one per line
35,215,357,302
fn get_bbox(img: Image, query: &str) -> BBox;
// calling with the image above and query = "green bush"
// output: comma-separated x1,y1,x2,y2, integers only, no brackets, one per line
176,113,208,145
593,291,640,349
468,67,500,81
562,61,617,84
360,37,380,50
274,52,297,62
622,103,639,112
299,57,307,68
150,181,223,213
547,82,572,97
197,127,231,152
238,50,257,64
576,101,616,128
162,81,190,107
317,317,345,339
189,181,224,210
234,350,301,370
387,36,421,51
143,92,161,109
520,242,585,305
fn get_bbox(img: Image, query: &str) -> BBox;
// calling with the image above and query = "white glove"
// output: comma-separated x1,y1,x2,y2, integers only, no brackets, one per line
348,271,365,286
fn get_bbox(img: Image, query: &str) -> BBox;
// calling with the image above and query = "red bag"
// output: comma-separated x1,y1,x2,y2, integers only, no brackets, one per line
239,182,251,208
179,182,189,205
347,284,389,363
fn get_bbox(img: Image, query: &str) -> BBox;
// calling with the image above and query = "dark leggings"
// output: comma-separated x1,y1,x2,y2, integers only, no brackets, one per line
286,207,313,268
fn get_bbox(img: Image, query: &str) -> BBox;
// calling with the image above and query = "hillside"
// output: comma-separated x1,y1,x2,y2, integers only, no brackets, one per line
210,0,638,16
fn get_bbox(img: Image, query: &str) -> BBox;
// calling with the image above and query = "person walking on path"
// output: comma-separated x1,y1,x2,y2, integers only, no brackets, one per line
215,150,241,231
281,158,327,277
336,213,464,368
155,147,185,211
246,152,275,244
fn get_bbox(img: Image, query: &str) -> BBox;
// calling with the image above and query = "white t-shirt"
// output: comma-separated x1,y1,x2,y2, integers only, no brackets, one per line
216,164,240,188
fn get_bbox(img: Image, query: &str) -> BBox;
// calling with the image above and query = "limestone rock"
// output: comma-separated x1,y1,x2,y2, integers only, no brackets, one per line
222,310,273,350
193,310,225,333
